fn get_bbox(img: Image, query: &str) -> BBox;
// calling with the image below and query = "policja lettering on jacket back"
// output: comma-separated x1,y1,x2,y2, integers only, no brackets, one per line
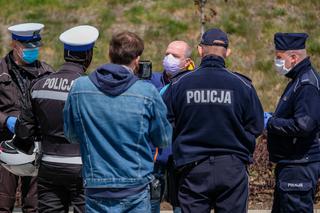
42,77,74,91
186,89,233,104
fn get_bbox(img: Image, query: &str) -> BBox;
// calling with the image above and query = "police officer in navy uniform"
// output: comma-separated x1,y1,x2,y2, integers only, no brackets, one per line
0,23,53,213
14,25,99,213
162,28,264,213
265,33,320,213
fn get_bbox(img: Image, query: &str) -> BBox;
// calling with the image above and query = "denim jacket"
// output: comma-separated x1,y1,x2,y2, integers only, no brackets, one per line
63,64,172,188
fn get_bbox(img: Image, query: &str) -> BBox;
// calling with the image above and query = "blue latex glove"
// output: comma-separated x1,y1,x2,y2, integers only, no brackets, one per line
264,112,272,129
6,116,17,133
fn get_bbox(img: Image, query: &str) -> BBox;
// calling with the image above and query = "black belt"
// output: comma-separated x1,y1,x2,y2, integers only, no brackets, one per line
177,157,209,175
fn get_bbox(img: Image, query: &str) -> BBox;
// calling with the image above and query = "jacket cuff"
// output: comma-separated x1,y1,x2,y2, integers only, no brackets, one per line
266,116,274,130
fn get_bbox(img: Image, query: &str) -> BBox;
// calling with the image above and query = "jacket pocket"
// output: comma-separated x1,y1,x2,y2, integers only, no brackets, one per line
278,180,313,212
279,181,312,192
0,74,17,108
0,73,11,83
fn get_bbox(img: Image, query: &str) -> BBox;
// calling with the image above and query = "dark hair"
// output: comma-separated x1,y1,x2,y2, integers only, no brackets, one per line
64,49,93,69
109,31,144,65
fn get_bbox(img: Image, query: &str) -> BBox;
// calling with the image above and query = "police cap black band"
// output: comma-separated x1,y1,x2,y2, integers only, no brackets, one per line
274,32,309,50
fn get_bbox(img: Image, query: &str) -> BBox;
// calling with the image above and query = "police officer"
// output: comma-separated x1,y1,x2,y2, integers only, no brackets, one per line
0,23,53,213
265,33,320,213
14,25,99,213
162,28,264,213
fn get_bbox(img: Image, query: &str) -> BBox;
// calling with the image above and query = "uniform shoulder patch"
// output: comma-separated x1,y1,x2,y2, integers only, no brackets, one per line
233,72,252,83
224,70,252,89
0,72,11,83
0,59,11,83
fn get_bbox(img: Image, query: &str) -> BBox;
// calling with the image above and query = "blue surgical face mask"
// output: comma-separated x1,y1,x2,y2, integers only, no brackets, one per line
163,54,182,76
22,48,39,64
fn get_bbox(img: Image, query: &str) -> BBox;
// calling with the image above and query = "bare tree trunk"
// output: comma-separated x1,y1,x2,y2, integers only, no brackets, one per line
200,0,207,36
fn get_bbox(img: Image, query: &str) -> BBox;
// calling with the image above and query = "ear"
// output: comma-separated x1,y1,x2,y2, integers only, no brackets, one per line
132,56,140,74
11,41,15,49
226,48,232,58
131,56,140,66
197,45,203,57
11,40,22,56
11,40,18,50
291,54,298,64
135,56,140,68
184,58,191,68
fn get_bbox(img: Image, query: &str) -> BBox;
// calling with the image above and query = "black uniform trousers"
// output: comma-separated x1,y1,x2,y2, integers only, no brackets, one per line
0,165,37,213
37,162,84,213
272,162,320,213
178,155,248,213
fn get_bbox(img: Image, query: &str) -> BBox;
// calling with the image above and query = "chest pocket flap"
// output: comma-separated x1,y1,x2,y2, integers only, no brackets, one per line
0,73,11,83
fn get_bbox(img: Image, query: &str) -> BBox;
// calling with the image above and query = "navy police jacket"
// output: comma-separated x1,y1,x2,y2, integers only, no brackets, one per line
267,57,320,163
163,55,264,167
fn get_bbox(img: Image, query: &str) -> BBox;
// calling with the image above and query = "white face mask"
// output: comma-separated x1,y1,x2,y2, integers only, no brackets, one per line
163,54,182,75
274,58,291,76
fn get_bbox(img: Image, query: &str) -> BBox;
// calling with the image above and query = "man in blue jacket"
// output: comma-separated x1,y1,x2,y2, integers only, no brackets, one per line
150,40,194,91
163,28,264,213
265,33,320,213
63,31,172,213
149,40,193,213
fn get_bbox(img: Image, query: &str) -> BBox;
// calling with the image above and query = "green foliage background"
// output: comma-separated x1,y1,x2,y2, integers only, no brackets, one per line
0,0,320,110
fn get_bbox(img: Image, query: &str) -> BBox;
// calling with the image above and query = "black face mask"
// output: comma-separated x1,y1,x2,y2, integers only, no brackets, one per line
64,49,93,70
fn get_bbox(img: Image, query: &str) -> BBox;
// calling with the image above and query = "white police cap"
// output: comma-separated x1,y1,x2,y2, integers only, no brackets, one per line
59,25,99,51
8,23,44,42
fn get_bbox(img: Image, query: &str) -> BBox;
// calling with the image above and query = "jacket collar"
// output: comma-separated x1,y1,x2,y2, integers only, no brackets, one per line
161,71,171,85
200,54,226,69
285,57,312,79
59,62,85,75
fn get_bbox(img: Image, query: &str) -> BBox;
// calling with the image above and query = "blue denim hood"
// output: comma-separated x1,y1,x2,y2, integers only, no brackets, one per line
89,63,138,96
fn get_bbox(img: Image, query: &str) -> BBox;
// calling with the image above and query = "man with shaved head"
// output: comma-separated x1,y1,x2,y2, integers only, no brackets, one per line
150,40,194,91
149,40,194,213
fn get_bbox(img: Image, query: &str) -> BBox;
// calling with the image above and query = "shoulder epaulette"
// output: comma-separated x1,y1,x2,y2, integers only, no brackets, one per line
223,69,252,89
233,72,252,83
295,69,320,91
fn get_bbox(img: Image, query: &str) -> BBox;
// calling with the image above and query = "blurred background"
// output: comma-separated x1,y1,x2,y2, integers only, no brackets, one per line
1,0,320,209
